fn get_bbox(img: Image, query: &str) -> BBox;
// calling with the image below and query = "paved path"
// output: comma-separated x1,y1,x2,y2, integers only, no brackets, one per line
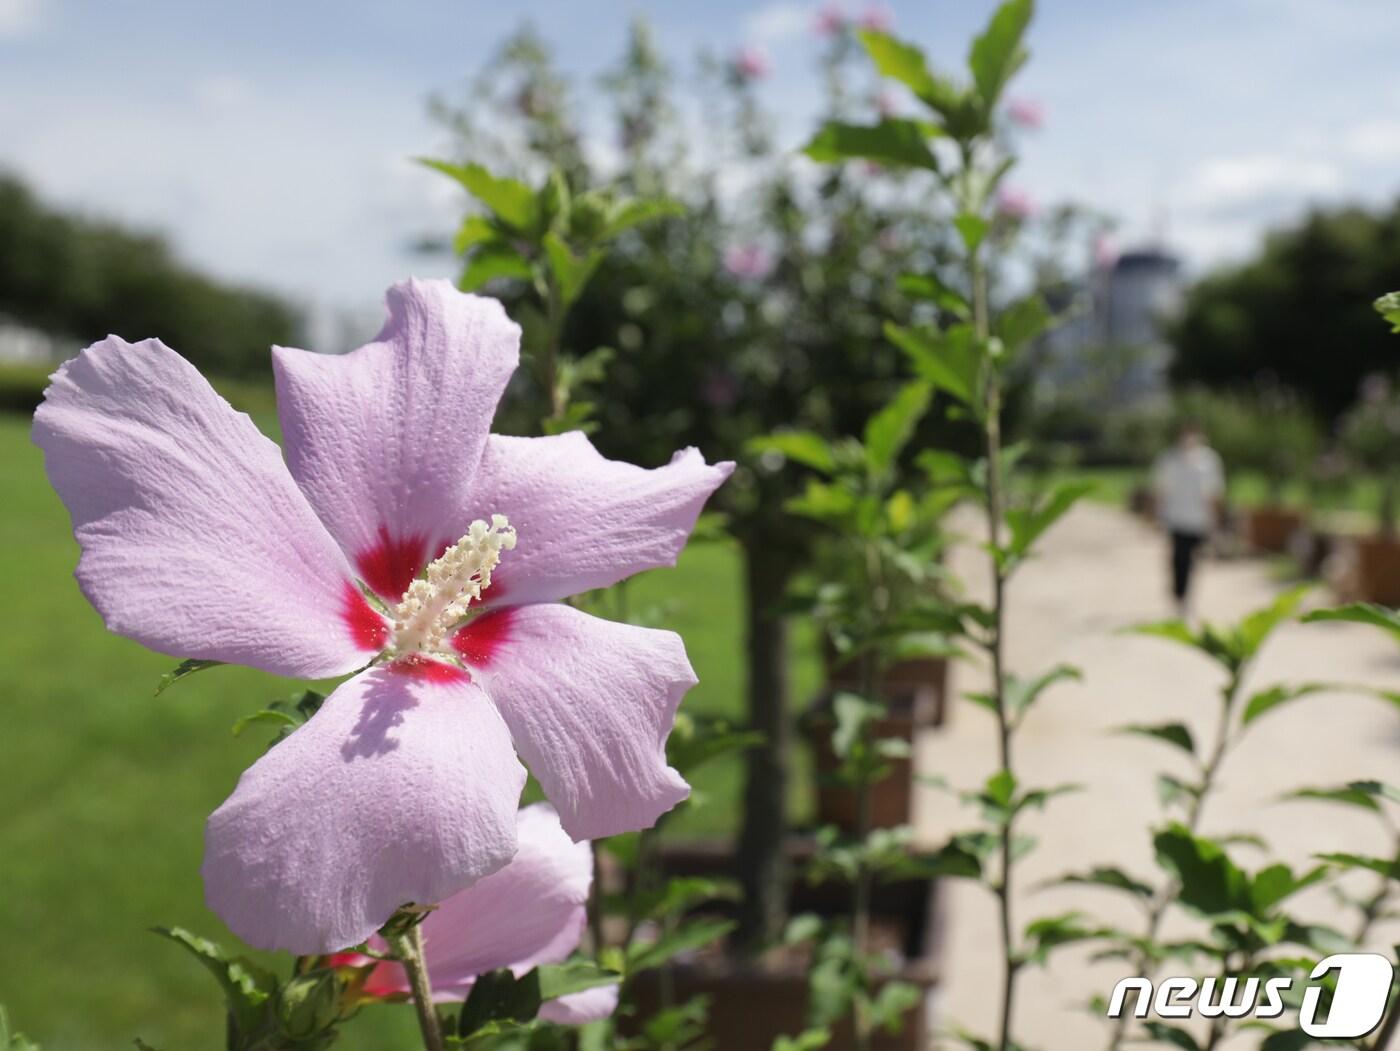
913,501,1400,1050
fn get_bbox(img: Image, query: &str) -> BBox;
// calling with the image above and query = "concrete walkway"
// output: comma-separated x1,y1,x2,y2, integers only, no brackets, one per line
913,501,1400,1050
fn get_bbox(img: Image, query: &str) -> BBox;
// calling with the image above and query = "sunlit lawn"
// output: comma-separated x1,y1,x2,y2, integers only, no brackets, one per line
0,405,821,1049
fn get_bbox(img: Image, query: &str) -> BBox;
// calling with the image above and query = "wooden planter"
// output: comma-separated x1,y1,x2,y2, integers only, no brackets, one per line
1336,534,1400,605
1241,505,1306,554
626,839,944,1051
807,655,949,833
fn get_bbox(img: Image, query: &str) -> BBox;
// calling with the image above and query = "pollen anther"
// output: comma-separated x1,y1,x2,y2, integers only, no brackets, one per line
389,515,515,657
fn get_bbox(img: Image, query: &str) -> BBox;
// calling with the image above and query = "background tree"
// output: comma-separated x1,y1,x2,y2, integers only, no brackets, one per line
1168,200,1400,422
0,174,301,378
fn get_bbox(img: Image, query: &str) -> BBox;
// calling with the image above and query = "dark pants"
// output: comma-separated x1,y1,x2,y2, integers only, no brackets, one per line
1170,530,1205,601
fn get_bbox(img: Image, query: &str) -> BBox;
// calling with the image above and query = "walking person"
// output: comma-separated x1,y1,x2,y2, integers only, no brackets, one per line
1152,421,1225,619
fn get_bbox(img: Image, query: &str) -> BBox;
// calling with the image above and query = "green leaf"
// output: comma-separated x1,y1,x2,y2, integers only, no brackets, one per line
996,294,1051,357
1237,584,1311,659
856,31,940,103
452,215,497,255
968,0,1033,109
155,658,224,696
897,272,969,318
1117,722,1195,756
863,381,933,474
869,981,921,1033
419,159,538,232
459,243,532,291
1005,481,1095,561
1004,663,1080,721
535,960,620,1002
150,927,276,1040
600,197,683,240
1153,826,1251,920
1260,1031,1313,1051
627,918,736,973
457,968,541,1037
954,213,989,254
1284,784,1383,812
804,118,940,170
1021,911,1102,966
1142,1021,1201,1051
1054,866,1154,900
772,1030,831,1051
230,709,300,737
884,321,982,411
543,232,604,308
1376,291,1400,333
666,713,764,775
1240,682,1333,725
1303,602,1400,644
1317,852,1400,881
832,692,883,759
748,430,837,473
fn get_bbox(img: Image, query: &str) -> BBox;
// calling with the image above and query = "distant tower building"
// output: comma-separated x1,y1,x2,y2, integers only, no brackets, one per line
1101,247,1182,401
1034,242,1183,410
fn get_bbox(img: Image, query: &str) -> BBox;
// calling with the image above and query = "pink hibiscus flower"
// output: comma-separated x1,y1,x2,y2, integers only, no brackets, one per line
1006,96,1045,130
994,185,1037,221
723,244,774,281
733,46,771,81
33,278,732,954
813,2,845,37
857,2,893,32
333,804,618,1024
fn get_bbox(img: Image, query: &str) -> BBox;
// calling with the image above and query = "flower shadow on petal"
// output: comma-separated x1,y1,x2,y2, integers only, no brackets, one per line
341,676,414,759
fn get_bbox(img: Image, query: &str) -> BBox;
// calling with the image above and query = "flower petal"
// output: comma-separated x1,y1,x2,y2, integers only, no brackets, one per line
32,336,380,678
202,665,526,954
363,803,593,999
454,605,693,840
273,279,520,601
538,983,620,1025
459,434,733,607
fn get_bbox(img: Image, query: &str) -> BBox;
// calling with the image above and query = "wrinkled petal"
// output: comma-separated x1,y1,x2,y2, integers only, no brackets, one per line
458,433,733,607
454,605,693,840
32,336,380,678
538,983,620,1024
362,803,592,999
274,280,520,601
203,665,526,954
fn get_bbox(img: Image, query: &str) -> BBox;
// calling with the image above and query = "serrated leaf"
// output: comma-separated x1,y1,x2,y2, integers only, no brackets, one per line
1005,481,1095,561
1117,722,1195,756
459,243,532,291
1303,602,1400,643
1005,663,1080,721
452,215,497,255
804,118,941,170
1286,785,1384,812
954,213,989,254
884,321,982,410
457,968,540,1037
1241,682,1333,725
600,197,682,240
1376,291,1400,333
150,927,275,1039
543,232,604,308
748,430,837,473
627,918,735,973
863,381,933,474
419,160,538,232
535,960,620,1002
996,293,1050,357
897,272,969,317
968,0,1033,109
1317,852,1400,881
1054,866,1154,900
155,658,224,696
230,709,301,737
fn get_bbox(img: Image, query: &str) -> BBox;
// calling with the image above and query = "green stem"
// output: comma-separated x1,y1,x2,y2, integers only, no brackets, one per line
1106,672,1243,1051
388,922,445,1051
969,229,1018,1051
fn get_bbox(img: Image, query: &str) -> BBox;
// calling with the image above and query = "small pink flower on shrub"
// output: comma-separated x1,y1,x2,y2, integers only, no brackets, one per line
33,278,732,954
733,46,771,81
1093,232,1119,269
724,243,774,280
814,2,845,36
1006,96,1045,130
858,3,893,31
995,186,1037,221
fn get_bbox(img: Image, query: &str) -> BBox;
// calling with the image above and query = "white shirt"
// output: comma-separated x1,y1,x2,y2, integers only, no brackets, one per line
1153,444,1224,534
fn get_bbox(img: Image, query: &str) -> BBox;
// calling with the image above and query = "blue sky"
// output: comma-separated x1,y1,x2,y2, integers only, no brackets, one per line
4,0,1399,336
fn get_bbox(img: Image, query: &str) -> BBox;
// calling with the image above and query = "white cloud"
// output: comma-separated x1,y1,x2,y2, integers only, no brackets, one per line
1341,118,1400,163
1181,154,1342,210
743,2,811,45
0,0,42,39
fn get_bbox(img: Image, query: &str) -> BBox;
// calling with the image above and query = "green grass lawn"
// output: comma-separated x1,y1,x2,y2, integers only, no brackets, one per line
0,409,817,1049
